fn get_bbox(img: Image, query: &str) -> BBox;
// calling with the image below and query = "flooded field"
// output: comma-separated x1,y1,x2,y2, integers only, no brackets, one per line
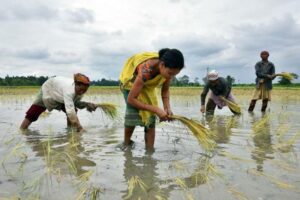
0,87,300,200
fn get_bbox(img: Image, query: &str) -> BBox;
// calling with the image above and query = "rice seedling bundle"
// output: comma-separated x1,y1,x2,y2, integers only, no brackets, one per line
95,103,118,119
169,115,216,151
279,72,294,80
124,176,148,200
220,96,241,114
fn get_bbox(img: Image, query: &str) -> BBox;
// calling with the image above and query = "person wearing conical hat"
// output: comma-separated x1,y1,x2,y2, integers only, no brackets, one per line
20,73,97,132
248,51,279,112
200,70,238,116
119,48,185,150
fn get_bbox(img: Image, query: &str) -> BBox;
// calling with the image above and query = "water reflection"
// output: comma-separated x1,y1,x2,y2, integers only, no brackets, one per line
250,113,274,171
22,130,96,176
122,149,216,199
208,116,239,144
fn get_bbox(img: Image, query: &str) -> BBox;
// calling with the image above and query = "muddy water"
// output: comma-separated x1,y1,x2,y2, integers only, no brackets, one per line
0,87,299,200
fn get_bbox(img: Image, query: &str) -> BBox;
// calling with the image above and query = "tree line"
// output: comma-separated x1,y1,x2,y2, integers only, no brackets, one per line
0,74,298,86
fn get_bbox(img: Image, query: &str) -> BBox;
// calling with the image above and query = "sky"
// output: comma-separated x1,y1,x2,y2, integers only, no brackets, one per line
0,0,299,83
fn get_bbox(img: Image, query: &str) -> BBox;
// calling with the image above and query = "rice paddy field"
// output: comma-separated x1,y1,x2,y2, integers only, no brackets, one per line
0,86,300,200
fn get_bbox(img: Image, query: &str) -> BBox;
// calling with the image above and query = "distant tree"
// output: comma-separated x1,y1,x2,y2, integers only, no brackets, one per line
178,75,190,85
171,77,179,86
226,75,235,86
278,73,298,85
193,77,200,86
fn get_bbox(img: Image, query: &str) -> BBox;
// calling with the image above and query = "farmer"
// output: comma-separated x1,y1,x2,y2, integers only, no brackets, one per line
200,70,238,116
20,73,97,132
248,51,278,112
119,48,184,150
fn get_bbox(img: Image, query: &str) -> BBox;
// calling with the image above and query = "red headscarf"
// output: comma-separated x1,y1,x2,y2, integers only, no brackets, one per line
74,73,90,85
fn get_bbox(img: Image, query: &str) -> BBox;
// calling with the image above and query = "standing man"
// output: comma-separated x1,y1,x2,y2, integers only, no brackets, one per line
248,51,278,112
20,73,97,132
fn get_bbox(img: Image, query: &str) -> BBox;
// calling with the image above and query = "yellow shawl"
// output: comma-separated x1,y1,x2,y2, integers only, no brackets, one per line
119,52,166,125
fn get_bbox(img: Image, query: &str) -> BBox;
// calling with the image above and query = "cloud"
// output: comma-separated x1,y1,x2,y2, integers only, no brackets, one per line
0,0,300,83
232,15,300,52
0,1,58,21
63,8,95,24
15,48,50,60
47,51,82,64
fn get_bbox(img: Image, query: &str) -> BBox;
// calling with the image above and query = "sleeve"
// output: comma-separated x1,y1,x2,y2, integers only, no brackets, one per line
200,84,209,105
270,63,276,80
63,89,79,123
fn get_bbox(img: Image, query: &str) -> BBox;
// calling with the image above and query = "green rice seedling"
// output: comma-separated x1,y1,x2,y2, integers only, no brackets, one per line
153,189,168,200
172,161,187,172
170,115,216,151
75,170,103,200
89,186,102,200
275,124,290,139
96,103,118,119
77,170,93,182
174,177,195,200
124,176,148,200
252,114,270,133
219,151,254,163
271,160,298,172
273,133,300,153
279,72,294,80
248,169,299,191
22,175,43,195
225,117,236,133
220,96,242,114
42,136,79,181
154,194,167,200
227,185,249,200
1,142,28,177
206,163,224,179
174,177,188,190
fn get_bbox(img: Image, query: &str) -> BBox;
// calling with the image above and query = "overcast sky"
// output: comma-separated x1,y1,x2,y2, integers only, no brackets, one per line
1,0,299,83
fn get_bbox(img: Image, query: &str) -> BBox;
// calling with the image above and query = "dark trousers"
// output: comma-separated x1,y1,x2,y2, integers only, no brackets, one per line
206,98,238,116
248,99,268,112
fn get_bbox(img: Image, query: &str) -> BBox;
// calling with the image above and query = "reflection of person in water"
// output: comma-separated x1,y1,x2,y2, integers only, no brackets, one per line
122,149,215,199
251,114,274,171
208,116,238,144
122,150,166,199
23,130,96,176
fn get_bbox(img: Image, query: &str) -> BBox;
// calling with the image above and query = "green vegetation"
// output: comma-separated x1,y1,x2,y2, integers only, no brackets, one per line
0,74,299,87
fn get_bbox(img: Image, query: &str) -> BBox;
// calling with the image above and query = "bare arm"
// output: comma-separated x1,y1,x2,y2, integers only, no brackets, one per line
127,75,168,120
161,79,172,116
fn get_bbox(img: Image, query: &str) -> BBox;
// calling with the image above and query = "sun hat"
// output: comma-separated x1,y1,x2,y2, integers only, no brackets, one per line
207,70,219,81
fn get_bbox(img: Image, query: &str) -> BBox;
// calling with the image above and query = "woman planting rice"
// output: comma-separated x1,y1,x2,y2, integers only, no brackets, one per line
119,48,184,150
